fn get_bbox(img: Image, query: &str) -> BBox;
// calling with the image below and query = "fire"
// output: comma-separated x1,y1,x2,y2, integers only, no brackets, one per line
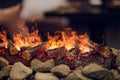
13,30,42,50
0,27,92,53
61,31,78,50
79,34,93,53
45,29,92,53
0,29,42,51
0,30,8,48
45,32,64,50
45,31,78,51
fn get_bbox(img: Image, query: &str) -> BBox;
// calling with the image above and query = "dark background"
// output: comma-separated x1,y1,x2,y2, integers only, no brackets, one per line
0,0,120,49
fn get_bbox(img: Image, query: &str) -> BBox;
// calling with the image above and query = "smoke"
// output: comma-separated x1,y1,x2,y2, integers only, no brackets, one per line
20,0,68,20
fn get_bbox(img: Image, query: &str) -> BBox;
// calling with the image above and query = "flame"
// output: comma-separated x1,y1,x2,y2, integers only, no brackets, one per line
0,29,42,51
0,27,92,54
0,30,8,48
79,34,92,53
45,31,78,50
45,29,92,53
12,19,42,50
13,30,42,50
45,32,64,50
61,31,78,50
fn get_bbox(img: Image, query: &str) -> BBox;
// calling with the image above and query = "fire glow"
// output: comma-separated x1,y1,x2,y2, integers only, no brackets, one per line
0,28,92,53
13,30,42,50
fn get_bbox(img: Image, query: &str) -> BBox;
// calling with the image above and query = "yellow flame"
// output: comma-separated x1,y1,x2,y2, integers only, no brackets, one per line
0,30,8,48
13,30,42,50
0,28,92,54
45,29,92,53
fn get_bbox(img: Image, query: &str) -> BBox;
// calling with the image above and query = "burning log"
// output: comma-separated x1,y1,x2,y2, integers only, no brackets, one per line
68,48,81,56
20,42,46,60
0,43,5,48
20,47,30,51
87,40,112,58
7,40,18,55
9,47,19,55
45,47,67,61
20,46,43,60
67,48,81,60
45,47,81,61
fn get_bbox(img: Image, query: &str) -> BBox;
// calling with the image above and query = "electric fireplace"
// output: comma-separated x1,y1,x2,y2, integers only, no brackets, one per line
0,18,118,80
0,0,120,80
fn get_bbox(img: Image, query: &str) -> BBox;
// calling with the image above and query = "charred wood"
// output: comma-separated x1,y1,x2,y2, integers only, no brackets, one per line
7,40,18,55
20,42,46,60
87,40,112,58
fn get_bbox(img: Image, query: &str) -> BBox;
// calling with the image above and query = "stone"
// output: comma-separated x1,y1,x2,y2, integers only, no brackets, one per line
82,63,106,74
0,66,11,79
64,69,91,80
31,59,54,72
84,70,115,80
116,52,120,66
34,72,59,80
82,63,115,80
51,64,70,77
10,62,32,80
111,48,120,56
0,57,9,70
25,74,34,80
111,69,120,80
75,66,83,71
117,66,120,73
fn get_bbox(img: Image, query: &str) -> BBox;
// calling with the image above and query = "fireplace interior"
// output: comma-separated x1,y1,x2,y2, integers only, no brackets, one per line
0,0,120,80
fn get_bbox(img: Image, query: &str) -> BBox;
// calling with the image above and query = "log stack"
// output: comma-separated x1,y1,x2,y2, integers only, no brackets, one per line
0,40,116,69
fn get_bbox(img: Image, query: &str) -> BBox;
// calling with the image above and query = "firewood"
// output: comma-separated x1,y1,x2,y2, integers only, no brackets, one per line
20,47,30,51
20,42,46,60
8,40,18,55
87,40,111,58
97,46,112,58
66,48,81,60
0,43,5,48
9,47,19,55
46,47,67,59
20,50,32,60
68,48,81,56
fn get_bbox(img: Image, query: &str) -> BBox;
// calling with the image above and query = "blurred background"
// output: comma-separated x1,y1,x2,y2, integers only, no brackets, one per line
44,0,120,49
0,0,120,49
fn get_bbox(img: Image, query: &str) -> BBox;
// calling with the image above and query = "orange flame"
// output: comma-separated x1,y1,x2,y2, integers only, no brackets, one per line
79,34,92,53
0,30,8,48
45,29,92,53
13,30,42,50
0,27,92,54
